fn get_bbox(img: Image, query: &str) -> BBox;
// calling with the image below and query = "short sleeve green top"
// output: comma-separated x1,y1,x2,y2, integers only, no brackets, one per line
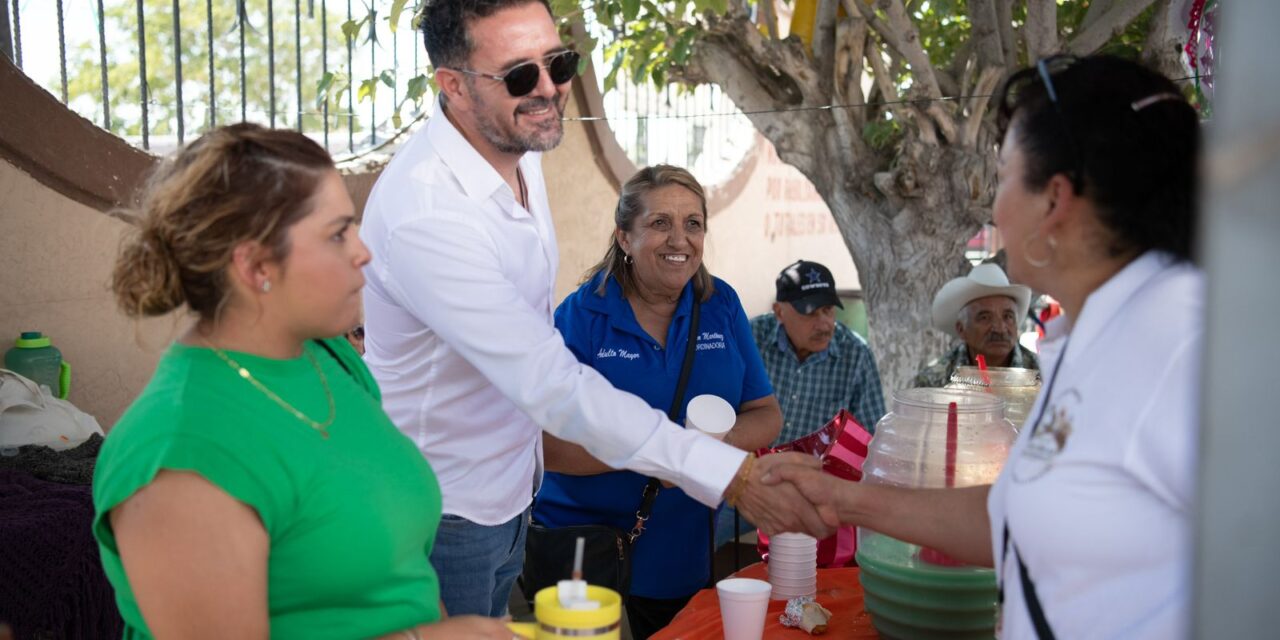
92,338,442,639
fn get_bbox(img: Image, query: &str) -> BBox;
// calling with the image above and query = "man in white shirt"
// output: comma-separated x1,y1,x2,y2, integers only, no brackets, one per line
360,0,828,617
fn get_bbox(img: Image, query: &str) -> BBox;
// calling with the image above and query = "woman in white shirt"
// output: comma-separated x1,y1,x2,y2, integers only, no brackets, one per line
765,55,1202,639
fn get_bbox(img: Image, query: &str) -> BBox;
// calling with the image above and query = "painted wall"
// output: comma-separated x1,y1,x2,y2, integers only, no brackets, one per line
704,136,860,318
0,159,182,428
544,98,623,300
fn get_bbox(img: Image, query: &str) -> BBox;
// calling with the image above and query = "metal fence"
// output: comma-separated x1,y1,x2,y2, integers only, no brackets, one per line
0,0,433,161
0,0,755,182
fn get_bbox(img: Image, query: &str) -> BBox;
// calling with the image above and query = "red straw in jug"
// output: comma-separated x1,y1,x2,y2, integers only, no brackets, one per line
975,354,993,387
944,401,958,488
920,401,965,567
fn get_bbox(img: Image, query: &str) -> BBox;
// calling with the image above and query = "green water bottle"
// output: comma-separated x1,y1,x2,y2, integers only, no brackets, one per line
4,331,72,399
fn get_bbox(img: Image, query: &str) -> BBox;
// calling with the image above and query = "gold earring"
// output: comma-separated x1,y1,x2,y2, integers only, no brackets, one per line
1024,233,1056,268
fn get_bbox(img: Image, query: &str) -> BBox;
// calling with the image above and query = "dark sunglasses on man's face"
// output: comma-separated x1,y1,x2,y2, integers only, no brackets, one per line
457,50,580,98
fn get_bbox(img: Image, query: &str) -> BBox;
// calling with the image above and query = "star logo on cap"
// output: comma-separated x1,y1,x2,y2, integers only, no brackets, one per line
805,269,823,284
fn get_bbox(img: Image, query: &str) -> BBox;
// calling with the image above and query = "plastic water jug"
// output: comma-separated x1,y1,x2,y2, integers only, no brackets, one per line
856,388,1017,639
4,332,71,399
947,366,1041,431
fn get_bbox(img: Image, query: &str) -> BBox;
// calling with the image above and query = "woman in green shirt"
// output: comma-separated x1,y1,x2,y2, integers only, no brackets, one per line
95,123,510,639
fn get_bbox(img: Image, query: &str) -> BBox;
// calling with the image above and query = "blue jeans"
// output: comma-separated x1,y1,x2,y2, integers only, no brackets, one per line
430,507,530,617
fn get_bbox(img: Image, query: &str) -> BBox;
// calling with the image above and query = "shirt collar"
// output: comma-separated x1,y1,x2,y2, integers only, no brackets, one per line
426,97,536,219
586,273,694,340
1044,250,1174,352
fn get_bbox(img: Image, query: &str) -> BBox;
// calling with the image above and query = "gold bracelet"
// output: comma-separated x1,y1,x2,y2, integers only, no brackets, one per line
726,452,757,508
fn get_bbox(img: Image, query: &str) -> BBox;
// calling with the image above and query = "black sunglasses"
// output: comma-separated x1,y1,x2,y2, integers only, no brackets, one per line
457,50,580,98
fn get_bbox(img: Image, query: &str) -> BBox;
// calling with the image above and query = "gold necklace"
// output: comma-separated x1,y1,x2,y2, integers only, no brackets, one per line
208,344,335,439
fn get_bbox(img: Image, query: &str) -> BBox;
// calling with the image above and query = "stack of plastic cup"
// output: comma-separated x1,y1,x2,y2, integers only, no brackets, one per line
767,532,817,600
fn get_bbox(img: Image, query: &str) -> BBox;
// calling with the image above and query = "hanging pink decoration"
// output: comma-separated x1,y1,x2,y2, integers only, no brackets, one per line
1183,0,1218,116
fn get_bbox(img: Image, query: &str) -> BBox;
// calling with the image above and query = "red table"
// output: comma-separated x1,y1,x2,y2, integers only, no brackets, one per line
651,563,880,639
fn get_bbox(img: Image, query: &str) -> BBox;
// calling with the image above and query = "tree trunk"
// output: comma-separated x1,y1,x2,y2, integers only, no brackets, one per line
815,144,992,396
686,6,998,395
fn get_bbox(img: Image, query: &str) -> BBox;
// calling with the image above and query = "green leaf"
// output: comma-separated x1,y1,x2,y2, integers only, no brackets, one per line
406,74,429,105
341,18,364,45
622,0,641,21
388,0,410,33
603,54,624,93
315,71,350,109
358,78,379,103
315,71,336,109
550,0,579,17
380,69,396,88
672,29,698,65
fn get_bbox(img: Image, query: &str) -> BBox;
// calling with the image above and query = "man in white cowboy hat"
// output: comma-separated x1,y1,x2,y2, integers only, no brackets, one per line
912,262,1040,388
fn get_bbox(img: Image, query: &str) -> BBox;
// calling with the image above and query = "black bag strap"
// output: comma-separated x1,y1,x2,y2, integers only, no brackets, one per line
1000,523,1057,640
629,300,702,542
313,339,354,378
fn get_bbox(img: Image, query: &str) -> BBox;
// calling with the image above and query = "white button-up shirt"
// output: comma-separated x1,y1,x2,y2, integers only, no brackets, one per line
988,251,1203,638
359,102,746,525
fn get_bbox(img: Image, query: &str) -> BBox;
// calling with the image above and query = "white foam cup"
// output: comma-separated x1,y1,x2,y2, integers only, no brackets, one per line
717,578,772,640
686,394,736,440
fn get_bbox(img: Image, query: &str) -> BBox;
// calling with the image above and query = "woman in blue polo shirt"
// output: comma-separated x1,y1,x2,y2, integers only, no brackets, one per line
534,165,782,638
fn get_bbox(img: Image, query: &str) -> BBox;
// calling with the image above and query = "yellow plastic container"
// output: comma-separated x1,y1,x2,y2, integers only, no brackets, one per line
510,585,623,639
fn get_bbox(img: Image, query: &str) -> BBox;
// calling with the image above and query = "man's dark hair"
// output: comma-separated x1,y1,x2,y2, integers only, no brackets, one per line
997,55,1200,262
419,0,554,71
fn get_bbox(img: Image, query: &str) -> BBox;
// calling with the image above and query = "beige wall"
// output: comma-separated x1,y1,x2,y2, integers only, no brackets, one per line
0,158,182,428
705,137,859,317
544,98,622,301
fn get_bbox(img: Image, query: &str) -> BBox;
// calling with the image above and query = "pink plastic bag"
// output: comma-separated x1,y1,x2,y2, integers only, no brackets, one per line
756,409,871,568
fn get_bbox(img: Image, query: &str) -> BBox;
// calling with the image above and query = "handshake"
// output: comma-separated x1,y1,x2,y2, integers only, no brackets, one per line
722,452,845,538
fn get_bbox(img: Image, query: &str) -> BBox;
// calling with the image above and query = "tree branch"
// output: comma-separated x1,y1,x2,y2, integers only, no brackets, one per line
1081,0,1120,31
926,101,958,144
682,4,838,181
961,66,1003,147
967,0,1006,69
875,0,943,98
843,0,902,61
1024,0,1060,59
759,0,779,40
996,0,1016,66
836,17,869,127
1068,0,1159,56
836,0,957,98
865,39,937,148
813,0,841,94
1140,0,1189,81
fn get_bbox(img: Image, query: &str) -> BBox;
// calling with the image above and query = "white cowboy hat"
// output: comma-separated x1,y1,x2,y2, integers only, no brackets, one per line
931,263,1032,338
